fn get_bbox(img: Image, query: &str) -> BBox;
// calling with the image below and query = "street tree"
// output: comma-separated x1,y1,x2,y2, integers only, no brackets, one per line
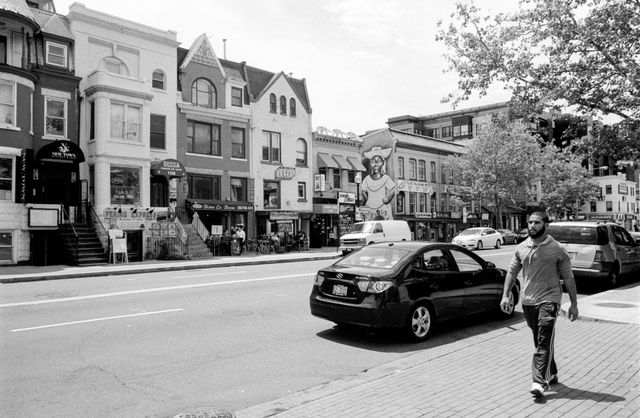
436,0,640,166
445,116,541,228
537,145,601,220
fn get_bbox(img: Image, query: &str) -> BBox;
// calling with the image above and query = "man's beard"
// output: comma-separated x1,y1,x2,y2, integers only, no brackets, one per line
529,225,546,239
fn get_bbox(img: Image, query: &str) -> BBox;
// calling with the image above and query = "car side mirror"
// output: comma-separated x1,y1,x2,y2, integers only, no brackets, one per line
486,261,496,269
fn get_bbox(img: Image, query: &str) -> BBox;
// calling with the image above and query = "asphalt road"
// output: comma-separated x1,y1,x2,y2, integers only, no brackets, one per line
0,247,521,417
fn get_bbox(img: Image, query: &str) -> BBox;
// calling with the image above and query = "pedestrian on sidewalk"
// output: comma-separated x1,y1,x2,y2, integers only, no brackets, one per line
500,211,579,398
235,225,246,254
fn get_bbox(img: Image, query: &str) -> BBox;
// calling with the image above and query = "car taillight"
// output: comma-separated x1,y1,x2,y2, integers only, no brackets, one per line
593,251,605,263
356,277,392,293
314,272,325,287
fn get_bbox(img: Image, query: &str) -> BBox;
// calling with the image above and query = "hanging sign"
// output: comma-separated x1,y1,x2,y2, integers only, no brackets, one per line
274,166,296,180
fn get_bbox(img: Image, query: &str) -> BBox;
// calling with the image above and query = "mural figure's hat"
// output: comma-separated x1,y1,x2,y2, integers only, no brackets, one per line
364,146,392,160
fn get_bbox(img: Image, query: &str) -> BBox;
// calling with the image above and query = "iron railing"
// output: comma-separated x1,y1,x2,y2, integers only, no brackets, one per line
88,203,109,256
61,206,79,265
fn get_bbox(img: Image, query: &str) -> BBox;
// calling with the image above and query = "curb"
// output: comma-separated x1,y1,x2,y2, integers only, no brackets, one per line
0,253,341,284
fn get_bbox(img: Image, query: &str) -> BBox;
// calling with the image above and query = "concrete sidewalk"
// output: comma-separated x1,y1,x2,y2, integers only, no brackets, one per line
235,283,640,418
0,247,341,283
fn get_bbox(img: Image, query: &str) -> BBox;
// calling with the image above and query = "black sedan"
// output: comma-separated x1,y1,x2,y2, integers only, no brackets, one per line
309,242,520,342
515,228,529,244
497,229,518,245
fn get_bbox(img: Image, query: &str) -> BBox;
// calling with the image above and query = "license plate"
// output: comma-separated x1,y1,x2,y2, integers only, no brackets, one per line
332,284,348,296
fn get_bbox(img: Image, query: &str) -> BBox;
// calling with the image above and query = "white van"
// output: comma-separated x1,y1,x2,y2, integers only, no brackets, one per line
339,220,412,255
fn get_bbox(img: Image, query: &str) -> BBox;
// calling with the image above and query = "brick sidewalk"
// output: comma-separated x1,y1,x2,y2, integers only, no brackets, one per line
236,319,640,417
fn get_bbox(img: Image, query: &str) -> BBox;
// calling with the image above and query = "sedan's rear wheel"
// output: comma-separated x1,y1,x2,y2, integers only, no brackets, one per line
476,240,483,251
495,239,502,249
406,303,433,342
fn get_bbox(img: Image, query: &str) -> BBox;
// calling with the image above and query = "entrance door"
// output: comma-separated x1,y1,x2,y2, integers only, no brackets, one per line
150,176,168,207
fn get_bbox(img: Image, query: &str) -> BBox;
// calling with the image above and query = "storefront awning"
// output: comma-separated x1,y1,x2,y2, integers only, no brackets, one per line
317,152,338,169
347,156,366,171
151,159,185,178
36,140,85,163
332,154,350,170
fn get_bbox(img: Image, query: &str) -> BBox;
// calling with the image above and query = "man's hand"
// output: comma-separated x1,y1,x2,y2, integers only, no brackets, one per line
568,304,578,322
499,296,511,313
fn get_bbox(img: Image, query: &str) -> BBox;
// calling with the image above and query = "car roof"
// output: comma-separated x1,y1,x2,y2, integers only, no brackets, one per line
549,221,618,228
368,241,457,251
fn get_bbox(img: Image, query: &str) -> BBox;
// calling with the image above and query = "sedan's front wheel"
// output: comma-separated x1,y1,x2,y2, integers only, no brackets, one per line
476,240,483,250
495,239,502,249
406,303,434,342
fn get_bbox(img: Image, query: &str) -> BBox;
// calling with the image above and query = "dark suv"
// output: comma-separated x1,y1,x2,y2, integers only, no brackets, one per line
547,221,640,287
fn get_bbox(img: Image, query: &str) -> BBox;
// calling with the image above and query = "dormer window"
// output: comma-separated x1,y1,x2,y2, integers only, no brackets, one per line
46,42,67,67
191,78,215,108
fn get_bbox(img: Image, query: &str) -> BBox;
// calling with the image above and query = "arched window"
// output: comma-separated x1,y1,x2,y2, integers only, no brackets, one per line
191,78,215,108
289,98,297,116
280,95,287,114
269,93,277,113
152,70,165,90
296,138,307,166
102,57,128,76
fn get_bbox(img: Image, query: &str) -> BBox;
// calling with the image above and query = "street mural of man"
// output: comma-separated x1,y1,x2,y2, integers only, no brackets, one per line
360,146,396,220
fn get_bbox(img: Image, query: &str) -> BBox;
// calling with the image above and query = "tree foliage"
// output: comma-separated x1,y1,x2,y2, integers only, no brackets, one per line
445,116,541,228
537,146,601,219
436,0,640,121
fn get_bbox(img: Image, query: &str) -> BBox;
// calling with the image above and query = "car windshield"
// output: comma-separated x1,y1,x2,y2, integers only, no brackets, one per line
350,222,374,233
459,228,483,236
547,225,609,245
335,247,412,269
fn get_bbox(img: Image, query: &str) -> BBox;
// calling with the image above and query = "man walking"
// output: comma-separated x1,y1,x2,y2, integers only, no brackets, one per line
235,225,245,254
500,212,579,398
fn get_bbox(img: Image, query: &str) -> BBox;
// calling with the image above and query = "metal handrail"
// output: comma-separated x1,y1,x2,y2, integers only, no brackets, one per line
61,206,79,265
88,203,109,255
191,212,209,242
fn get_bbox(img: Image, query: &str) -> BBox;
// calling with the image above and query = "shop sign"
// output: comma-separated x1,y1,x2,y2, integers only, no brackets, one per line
103,207,157,220
190,202,255,211
435,212,451,219
314,174,326,192
270,211,298,220
275,166,296,180
618,184,628,195
116,219,150,230
151,159,185,178
450,211,462,219
338,192,356,204
313,204,338,214
588,214,614,220
397,180,434,194
414,212,432,219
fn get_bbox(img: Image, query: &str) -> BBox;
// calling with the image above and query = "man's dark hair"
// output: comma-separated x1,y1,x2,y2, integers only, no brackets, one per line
529,211,550,223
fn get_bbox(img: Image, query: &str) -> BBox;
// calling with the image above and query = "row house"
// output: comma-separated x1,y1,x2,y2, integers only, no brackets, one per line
310,127,366,247
68,2,180,261
1,0,83,265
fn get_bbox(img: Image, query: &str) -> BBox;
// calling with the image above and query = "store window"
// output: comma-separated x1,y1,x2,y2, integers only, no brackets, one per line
0,157,13,200
230,177,247,201
0,81,16,126
231,127,246,159
110,102,141,141
264,180,280,208
188,175,220,200
110,166,140,205
0,231,12,262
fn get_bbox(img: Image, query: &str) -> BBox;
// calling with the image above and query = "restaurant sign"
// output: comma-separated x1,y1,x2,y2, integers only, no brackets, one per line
397,180,434,194
275,166,296,180
270,211,298,220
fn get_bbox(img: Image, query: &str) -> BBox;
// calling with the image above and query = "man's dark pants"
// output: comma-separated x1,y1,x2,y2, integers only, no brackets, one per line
523,302,558,388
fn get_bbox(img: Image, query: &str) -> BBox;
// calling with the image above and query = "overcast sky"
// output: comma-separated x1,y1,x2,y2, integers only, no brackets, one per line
54,0,518,134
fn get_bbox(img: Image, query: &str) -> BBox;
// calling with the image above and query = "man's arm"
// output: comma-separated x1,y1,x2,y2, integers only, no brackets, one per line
559,251,579,321
500,250,522,311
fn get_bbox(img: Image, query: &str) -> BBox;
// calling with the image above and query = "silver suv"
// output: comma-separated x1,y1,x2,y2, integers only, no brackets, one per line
546,221,640,287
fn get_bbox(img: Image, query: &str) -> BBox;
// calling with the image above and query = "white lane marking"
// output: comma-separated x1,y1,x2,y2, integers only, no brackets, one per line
10,308,184,333
126,270,248,280
0,273,316,308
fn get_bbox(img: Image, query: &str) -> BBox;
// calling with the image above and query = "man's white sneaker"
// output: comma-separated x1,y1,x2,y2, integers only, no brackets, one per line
530,382,545,398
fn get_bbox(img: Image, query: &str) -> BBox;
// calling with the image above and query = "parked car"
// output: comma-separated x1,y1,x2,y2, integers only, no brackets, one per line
497,229,518,245
546,221,640,287
339,220,411,255
309,242,520,342
514,228,529,244
451,227,502,250
629,230,640,245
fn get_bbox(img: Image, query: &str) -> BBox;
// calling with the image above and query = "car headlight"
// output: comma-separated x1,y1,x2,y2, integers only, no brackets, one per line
358,238,366,244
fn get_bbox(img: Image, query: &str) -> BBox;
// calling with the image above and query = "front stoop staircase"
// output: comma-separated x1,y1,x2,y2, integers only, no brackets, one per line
59,223,108,266
181,223,214,259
